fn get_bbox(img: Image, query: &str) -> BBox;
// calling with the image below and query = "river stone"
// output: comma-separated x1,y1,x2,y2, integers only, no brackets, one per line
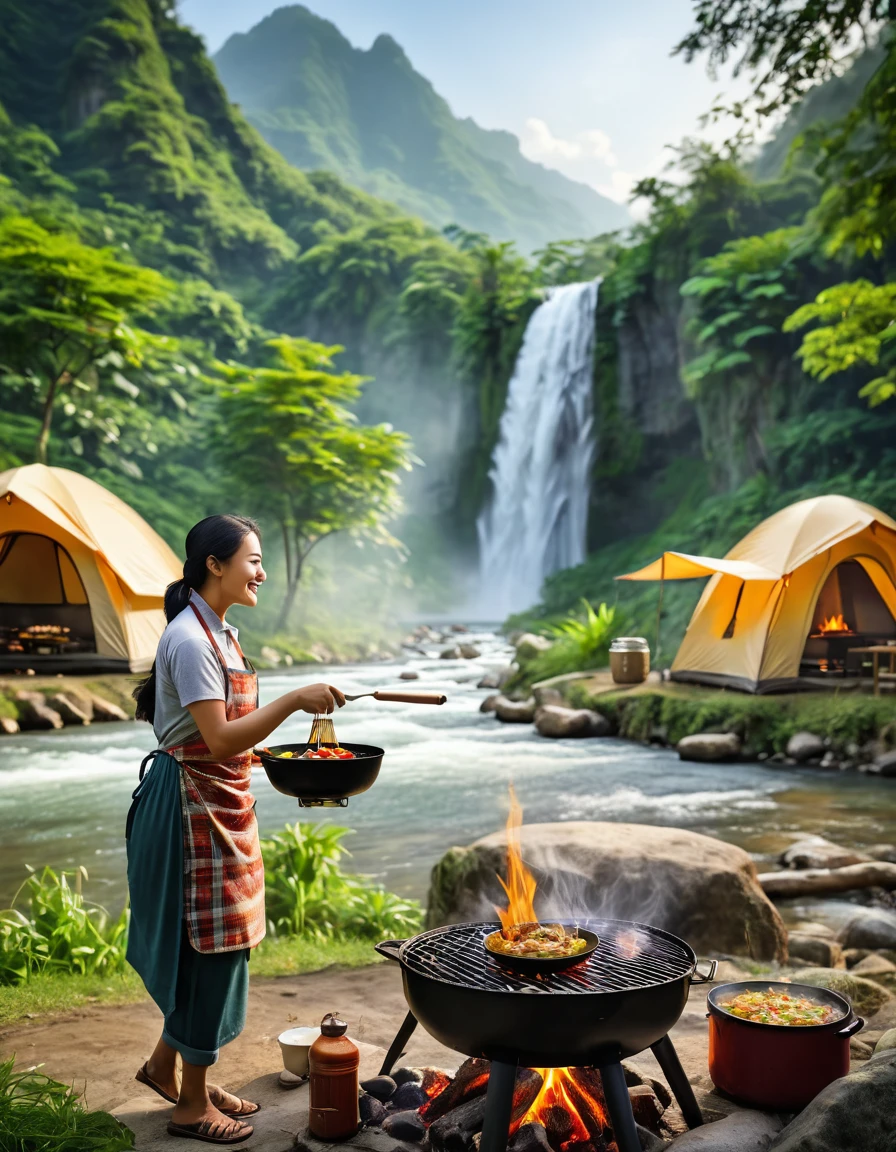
768,1049,896,1152
514,633,553,661
480,694,500,714
534,705,611,738
477,672,500,689
677,732,741,763
787,933,843,968
361,1075,397,1102
780,835,870,871
532,685,565,707
382,1110,426,1141
0,716,19,734
88,693,129,722
399,671,419,681
851,954,896,991
458,644,481,659
840,908,896,950
875,1028,896,1054
15,690,63,730
426,822,787,960
359,1093,388,1126
440,646,460,660
48,693,92,726
867,844,896,863
790,967,892,1017
260,645,281,665
869,750,896,777
666,1111,783,1151
493,696,536,723
785,731,825,762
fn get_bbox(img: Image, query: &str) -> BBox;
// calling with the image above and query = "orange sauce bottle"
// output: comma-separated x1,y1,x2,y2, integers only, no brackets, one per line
308,1012,360,1140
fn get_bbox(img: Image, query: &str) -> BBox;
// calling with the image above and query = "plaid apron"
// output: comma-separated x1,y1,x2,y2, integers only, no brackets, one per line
167,604,266,954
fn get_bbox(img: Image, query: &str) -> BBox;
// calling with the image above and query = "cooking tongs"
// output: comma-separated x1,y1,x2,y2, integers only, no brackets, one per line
308,688,447,746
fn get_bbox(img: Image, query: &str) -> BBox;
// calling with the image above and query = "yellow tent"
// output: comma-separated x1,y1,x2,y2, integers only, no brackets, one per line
617,495,896,693
0,464,181,672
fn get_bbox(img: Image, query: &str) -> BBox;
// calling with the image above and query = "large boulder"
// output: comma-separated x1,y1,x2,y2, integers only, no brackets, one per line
768,1049,896,1152
677,732,741,763
789,967,892,1017
780,835,870,871
15,691,63,730
787,933,843,968
48,693,91,726
426,822,788,961
534,705,611,738
785,731,825,763
666,1111,783,1151
840,908,896,951
493,696,536,723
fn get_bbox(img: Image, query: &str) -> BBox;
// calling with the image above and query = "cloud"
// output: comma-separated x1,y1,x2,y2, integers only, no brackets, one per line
595,169,636,204
521,118,617,167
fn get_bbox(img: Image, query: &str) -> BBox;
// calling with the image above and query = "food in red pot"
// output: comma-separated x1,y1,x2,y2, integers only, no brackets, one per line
707,980,864,1110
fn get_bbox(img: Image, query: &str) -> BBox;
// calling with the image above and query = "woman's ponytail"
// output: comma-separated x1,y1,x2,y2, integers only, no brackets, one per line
132,514,260,725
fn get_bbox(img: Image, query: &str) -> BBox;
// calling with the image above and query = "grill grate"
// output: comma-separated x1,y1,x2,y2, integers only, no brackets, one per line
401,920,694,994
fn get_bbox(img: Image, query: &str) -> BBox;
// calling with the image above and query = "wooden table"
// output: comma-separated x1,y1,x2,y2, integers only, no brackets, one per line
848,645,896,695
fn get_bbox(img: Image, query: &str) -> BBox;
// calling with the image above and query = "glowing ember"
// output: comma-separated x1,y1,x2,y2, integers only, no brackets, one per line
520,1068,606,1149
818,613,852,634
421,1069,451,1099
495,784,538,931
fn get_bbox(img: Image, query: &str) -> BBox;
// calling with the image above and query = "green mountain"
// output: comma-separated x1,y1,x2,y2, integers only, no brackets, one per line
0,0,398,284
213,5,629,251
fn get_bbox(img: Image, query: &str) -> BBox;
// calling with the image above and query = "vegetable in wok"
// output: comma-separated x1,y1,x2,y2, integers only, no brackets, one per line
276,747,356,760
720,988,842,1026
485,922,588,960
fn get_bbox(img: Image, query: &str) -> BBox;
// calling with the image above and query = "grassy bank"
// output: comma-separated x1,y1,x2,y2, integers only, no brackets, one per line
563,678,896,757
0,938,381,1029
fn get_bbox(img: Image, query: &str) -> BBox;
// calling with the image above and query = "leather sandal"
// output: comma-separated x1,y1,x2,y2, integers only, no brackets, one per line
167,1118,253,1144
135,1062,178,1106
211,1091,261,1118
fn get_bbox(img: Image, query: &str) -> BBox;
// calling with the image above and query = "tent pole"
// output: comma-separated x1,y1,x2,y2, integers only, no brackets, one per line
656,556,665,667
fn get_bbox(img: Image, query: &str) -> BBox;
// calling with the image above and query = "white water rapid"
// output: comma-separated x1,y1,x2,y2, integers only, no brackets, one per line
476,279,600,616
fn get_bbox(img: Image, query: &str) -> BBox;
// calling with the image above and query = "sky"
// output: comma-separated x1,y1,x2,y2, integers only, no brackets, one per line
178,0,756,210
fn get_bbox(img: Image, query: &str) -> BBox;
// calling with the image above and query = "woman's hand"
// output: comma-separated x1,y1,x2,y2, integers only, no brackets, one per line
293,683,346,715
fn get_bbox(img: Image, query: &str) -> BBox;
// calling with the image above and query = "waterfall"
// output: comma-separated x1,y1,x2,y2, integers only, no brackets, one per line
476,279,599,617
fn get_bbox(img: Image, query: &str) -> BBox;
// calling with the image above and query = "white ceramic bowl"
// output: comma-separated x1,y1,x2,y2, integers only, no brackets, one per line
278,1026,321,1077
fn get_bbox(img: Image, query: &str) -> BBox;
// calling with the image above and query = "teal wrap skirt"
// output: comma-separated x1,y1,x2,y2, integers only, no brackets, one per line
126,750,249,1065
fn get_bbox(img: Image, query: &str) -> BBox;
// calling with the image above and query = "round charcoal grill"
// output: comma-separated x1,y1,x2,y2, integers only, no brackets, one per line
376,919,716,1152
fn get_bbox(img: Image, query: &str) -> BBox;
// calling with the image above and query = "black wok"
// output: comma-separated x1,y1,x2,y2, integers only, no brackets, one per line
254,742,384,807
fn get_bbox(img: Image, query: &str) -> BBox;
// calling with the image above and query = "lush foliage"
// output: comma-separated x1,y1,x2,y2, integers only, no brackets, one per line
0,827,421,987
0,1057,134,1152
211,337,413,625
0,867,128,985
260,822,423,942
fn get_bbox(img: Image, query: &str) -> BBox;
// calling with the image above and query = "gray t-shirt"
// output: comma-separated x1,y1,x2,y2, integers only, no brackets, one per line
152,591,247,750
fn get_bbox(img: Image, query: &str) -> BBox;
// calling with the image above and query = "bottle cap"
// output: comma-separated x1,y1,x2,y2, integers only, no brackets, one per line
320,1011,348,1037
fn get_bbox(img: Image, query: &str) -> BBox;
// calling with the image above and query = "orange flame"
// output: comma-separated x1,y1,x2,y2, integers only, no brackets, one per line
819,613,852,634
522,1068,604,1149
495,784,538,931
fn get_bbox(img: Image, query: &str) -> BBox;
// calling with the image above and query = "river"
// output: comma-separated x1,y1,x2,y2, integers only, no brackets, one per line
2,630,896,917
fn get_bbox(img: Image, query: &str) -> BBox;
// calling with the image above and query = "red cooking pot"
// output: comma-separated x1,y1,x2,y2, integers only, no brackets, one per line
707,980,864,1110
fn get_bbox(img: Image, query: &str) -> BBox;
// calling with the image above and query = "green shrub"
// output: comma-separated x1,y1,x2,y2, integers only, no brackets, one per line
260,822,423,941
517,600,618,685
0,867,128,985
0,1056,134,1151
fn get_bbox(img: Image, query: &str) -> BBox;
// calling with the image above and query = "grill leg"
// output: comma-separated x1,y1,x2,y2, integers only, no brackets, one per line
479,1060,517,1152
378,1010,418,1076
650,1035,703,1129
597,1062,641,1152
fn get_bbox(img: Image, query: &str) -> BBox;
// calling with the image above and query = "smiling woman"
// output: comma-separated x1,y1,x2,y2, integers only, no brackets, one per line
125,515,346,1146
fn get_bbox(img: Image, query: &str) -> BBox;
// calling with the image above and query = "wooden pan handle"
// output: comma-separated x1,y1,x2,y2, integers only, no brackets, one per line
372,690,447,705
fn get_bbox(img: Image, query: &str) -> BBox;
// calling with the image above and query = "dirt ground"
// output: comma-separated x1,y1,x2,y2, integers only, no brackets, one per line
0,961,760,1149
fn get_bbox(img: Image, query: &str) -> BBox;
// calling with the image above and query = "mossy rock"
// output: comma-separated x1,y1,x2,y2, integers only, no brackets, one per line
791,967,893,1017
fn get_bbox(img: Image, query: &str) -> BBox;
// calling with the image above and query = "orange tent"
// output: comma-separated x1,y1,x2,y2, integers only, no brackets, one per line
617,495,896,692
0,464,181,671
